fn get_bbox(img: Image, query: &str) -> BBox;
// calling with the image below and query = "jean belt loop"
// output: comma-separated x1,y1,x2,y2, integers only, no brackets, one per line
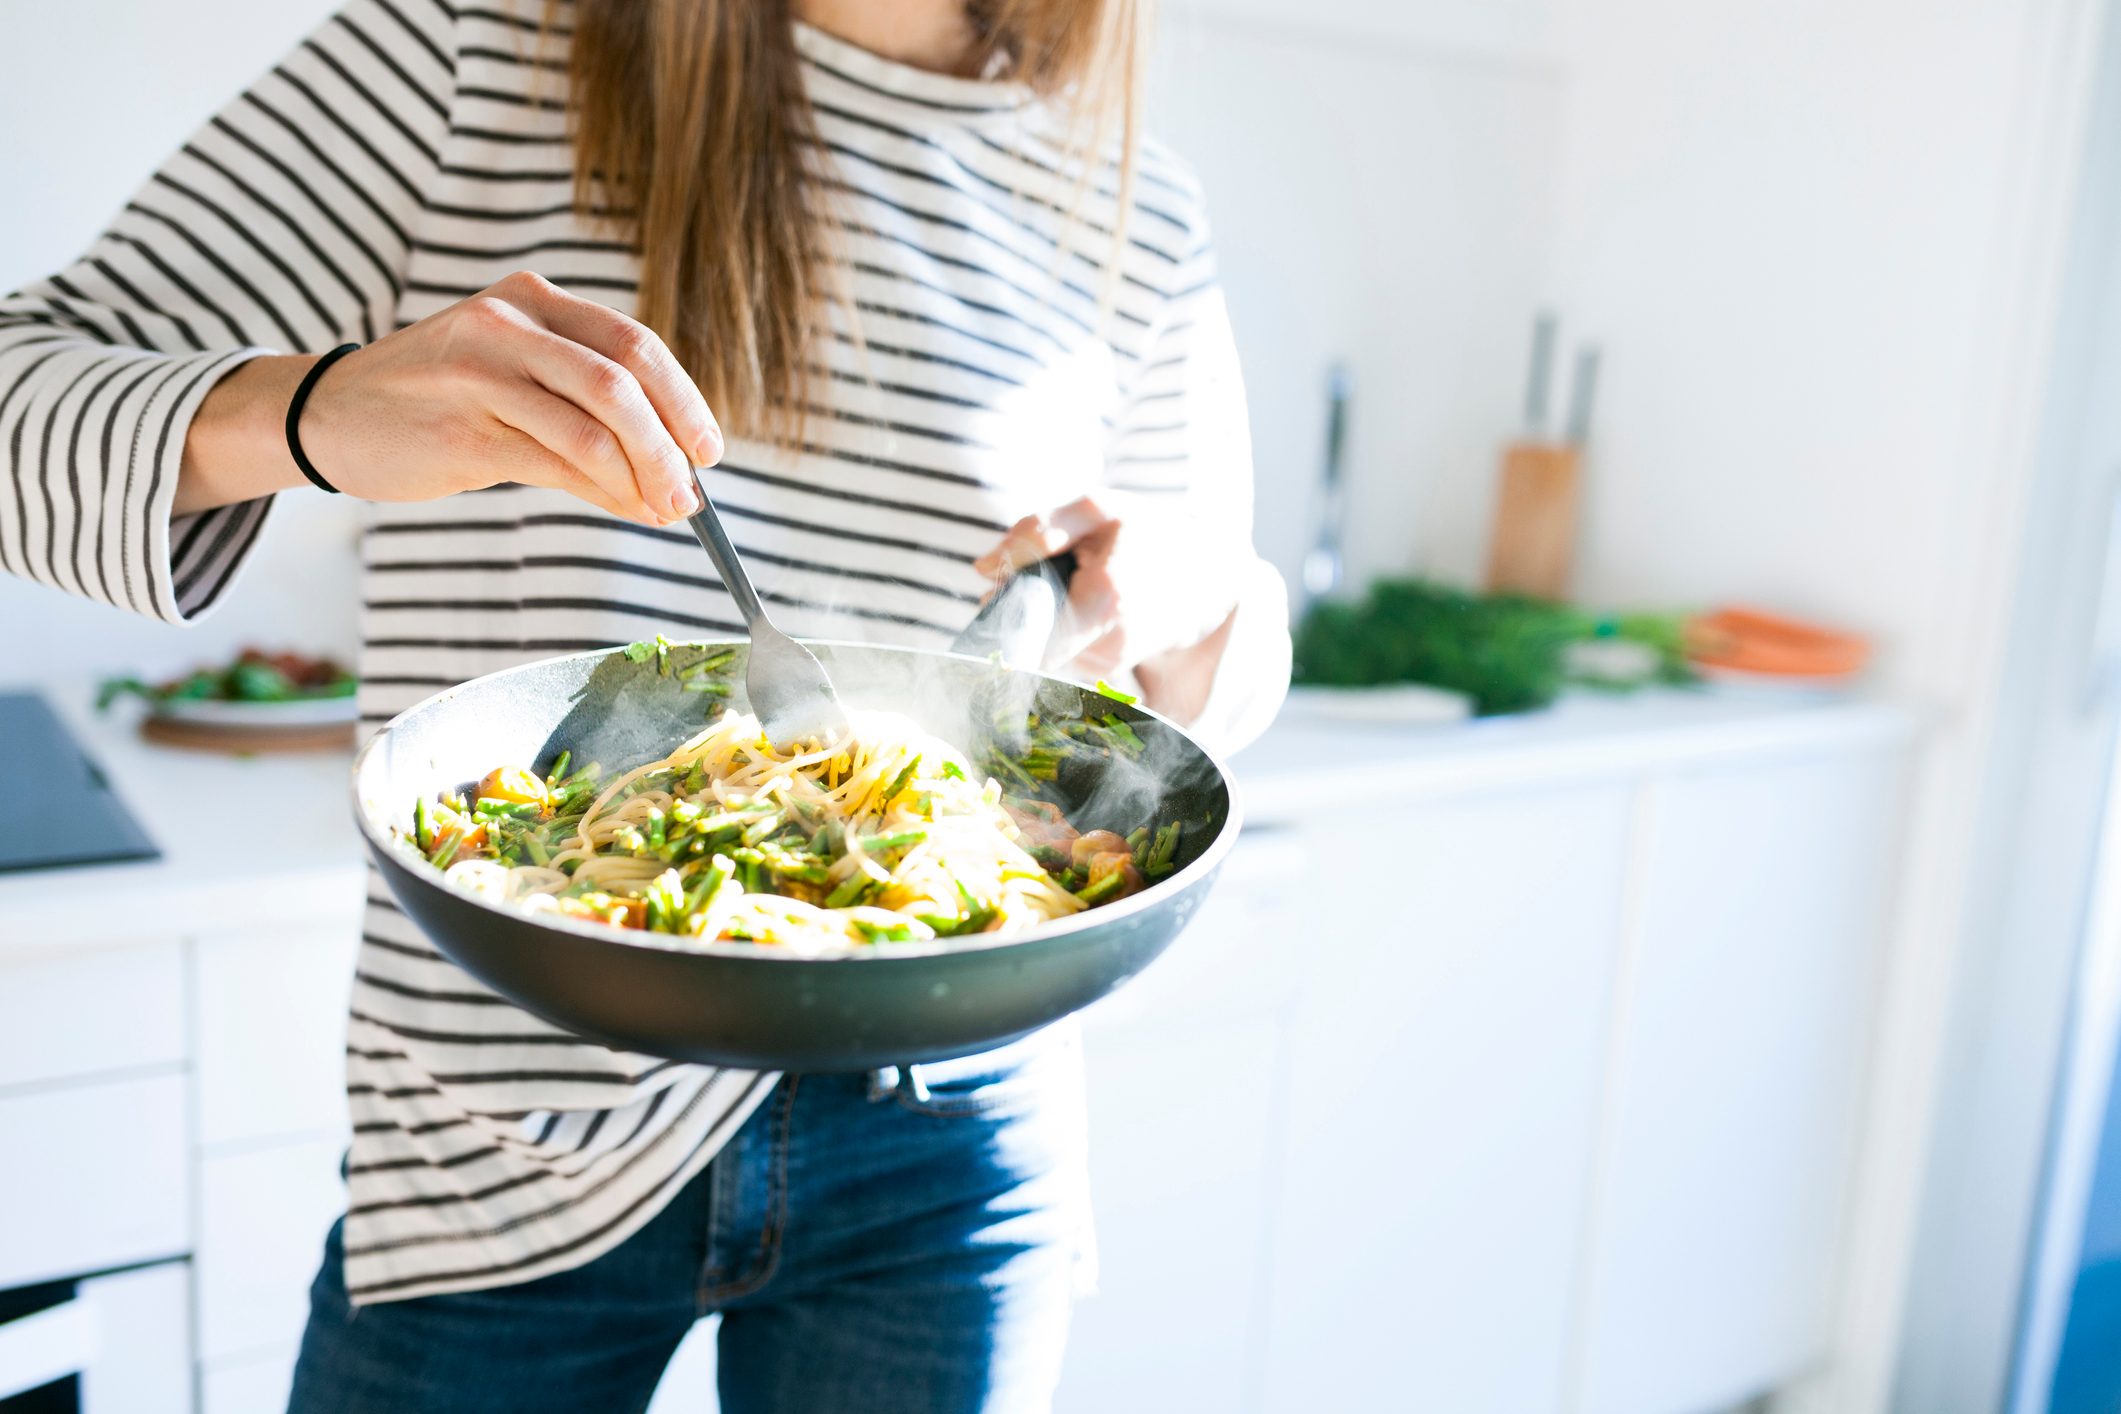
866,1065,901,1103
897,1065,933,1104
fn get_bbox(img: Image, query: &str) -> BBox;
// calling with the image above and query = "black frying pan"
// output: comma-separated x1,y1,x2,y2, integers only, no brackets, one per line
349,567,1241,1071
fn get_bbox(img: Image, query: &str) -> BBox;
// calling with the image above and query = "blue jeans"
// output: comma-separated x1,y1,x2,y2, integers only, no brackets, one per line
286,1032,1089,1414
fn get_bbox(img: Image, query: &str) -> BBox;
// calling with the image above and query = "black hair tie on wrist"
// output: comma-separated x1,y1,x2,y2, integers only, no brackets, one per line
285,342,361,494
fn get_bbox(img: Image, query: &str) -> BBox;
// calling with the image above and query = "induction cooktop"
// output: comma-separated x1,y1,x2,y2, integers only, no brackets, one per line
0,691,159,873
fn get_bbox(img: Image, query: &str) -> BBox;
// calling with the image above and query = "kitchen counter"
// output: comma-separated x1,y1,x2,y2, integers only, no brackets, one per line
0,684,366,960
1240,686,1919,824
0,679,1920,960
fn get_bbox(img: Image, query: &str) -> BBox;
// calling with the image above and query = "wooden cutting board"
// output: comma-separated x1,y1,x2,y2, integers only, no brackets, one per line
140,717,356,754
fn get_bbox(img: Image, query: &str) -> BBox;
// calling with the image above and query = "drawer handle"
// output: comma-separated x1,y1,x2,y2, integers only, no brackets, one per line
0,1296,95,1399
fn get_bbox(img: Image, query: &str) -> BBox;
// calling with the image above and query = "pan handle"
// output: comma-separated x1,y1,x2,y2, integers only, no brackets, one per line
950,551,1079,668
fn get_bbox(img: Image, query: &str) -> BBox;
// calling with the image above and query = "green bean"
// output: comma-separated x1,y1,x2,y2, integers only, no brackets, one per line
826,873,881,909
1145,821,1183,876
882,756,921,802
642,870,687,932
1076,871,1126,905
1099,715,1146,756
685,856,732,915
917,881,997,938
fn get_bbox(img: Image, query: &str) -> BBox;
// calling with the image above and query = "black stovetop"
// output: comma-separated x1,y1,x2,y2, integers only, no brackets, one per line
0,692,159,874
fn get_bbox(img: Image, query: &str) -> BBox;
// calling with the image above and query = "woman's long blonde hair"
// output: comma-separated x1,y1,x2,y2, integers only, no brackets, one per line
569,0,1149,442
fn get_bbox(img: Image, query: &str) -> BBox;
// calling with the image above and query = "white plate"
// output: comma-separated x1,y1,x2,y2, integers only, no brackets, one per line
149,695,359,728
1278,683,1475,725
1691,663,1862,698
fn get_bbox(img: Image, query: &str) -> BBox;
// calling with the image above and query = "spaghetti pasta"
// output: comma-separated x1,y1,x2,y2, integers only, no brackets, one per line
402,709,1182,955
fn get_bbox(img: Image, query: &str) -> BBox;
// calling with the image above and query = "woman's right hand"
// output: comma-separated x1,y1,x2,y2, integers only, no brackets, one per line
177,271,721,525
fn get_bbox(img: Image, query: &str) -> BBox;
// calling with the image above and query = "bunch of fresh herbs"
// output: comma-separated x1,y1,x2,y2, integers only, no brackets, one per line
1293,578,1693,716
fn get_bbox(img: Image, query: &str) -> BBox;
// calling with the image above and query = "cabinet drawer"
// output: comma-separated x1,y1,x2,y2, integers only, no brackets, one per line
195,920,358,1149
0,939,185,1089
0,1072,188,1289
196,1135,345,1362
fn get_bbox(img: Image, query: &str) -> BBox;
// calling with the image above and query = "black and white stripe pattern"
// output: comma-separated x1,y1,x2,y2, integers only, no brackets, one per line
0,0,1270,1304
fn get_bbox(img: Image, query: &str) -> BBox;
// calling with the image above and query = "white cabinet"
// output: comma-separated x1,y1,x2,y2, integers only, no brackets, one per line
1055,713,1908,1414
200,1347,301,1414
186,913,359,1391
0,910,356,1408
194,915,360,1150
196,1134,346,1363
0,938,185,1089
1060,830,1304,1412
79,1262,194,1414
1572,748,1907,1414
1260,783,1634,1414
0,1261,192,1414
1064,1015,1285,1412
0,1073,189,1289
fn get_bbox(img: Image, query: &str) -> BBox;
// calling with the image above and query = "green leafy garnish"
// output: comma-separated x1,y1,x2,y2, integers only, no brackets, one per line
96,652,355,711
881,755,921,803
622,635,679,676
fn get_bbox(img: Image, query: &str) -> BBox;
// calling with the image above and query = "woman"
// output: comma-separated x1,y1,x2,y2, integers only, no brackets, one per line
0,0,1287,1408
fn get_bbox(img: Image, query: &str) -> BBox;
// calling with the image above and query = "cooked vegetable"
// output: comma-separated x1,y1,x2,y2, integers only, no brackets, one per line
1094,679,1138,705
476,766,550,811
97,647,355,710
405,701,1185,953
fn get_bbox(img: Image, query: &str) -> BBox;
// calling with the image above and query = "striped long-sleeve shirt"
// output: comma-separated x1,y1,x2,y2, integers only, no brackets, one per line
0,0,1288,1304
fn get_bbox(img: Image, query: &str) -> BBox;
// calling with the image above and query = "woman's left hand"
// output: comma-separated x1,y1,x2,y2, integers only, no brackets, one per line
973,495,1240,682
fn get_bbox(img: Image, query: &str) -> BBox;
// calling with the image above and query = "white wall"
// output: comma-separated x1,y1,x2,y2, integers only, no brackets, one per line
1152,1,1561,595
1904,3,2121,1410
1544,0,2044,672
0,0,361,688
1534,2,2105,1412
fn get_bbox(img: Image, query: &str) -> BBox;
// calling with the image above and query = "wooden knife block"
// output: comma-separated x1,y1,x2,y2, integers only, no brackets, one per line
1485,441,1582,600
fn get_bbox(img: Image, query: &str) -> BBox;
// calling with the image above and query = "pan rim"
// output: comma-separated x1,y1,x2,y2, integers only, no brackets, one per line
350,639,1244,964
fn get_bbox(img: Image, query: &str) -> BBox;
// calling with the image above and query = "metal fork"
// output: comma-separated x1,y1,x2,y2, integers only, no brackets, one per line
682,467,849,746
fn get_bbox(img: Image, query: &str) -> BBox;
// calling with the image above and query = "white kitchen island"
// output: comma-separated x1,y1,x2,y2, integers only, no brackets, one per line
0,686,1915,1414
